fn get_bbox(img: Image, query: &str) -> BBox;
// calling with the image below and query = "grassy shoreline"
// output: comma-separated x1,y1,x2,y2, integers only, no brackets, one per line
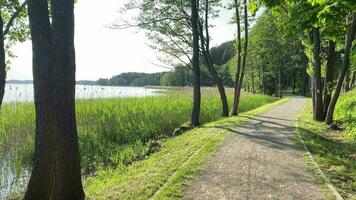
0,89,278,197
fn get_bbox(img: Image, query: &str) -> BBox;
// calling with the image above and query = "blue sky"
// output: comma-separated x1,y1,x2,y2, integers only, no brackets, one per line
8,0,236,81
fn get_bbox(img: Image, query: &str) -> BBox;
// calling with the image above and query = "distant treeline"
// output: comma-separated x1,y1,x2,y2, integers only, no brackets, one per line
96,41,235,87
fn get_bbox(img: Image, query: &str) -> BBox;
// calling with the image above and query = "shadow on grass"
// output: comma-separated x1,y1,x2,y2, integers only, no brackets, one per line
297,118,356,199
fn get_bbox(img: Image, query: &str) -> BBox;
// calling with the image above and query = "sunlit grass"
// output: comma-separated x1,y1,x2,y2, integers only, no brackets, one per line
84,98,287,200
296,91,356,199
0,88,278,197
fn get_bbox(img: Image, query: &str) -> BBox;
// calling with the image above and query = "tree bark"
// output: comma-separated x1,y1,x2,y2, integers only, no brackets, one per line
278,67,282,98
323,41,336,119
25,0,85,199
312,28,324,121
344,68,350,92
231,0,242,116
190,0,201,126
351,71,355,88
0,14,5,109
326,13,356,124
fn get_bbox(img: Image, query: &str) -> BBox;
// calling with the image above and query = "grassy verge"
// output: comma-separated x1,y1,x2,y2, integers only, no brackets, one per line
84,98,288,199
296,102,356,199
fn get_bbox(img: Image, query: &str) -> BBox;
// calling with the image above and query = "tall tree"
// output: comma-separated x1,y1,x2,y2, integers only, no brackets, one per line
312,28,324,121
0,0,28,109
323,40,336,118
232,0,248,116
190,0,201,126
325,13,356,124
199,0,229,117
25,0,84,199
119,0,228,118
231,0,242,115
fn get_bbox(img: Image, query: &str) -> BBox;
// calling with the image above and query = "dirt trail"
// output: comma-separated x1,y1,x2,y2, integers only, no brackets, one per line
184,97,327,200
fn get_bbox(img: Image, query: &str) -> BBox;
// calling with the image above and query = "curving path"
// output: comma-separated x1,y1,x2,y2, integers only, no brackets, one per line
183,97,327,200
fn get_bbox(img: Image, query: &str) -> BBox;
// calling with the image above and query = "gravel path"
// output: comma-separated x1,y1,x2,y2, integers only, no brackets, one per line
184,97,327,200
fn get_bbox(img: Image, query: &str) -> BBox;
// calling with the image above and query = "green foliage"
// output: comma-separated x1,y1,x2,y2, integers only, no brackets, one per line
224,10,308,95
0,0,29,62
96,72,163,87
334,88,356,141
210,41,235,66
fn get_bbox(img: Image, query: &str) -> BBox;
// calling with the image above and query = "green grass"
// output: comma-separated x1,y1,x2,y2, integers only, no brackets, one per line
0,89,278,184
296,94,356,199
84,98,287,199
334,88,356,141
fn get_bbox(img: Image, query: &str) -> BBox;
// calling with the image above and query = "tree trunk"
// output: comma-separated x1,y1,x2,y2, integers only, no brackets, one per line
231,0,242,116
323,41,336,119
326,13,356,124
199,0,228,117
25,0,85,199
0,15,5,109
278,67,282,98
233,0,248,116
251,63,255,94
344,68,350,92
312,28,324,121
190,0,201,126
351,71,355,88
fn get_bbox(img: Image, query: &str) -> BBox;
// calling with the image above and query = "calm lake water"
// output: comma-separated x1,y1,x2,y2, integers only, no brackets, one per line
3,84,164,103
1,84,164,198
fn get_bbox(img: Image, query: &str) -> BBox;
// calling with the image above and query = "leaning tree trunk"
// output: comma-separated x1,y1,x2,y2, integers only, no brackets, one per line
0,15,5,109
199,0,229,117
233,0,249,116
25,0,85,199
323,41,336,119
231,0,242,116
190,0,201,126
344,68,350,92
312,28,324,121
326,13,356,124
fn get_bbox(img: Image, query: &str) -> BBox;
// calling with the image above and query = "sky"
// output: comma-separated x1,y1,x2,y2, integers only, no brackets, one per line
7,0,236,81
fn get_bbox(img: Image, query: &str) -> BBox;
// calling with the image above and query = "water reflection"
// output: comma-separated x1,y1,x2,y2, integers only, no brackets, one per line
3,84,163,103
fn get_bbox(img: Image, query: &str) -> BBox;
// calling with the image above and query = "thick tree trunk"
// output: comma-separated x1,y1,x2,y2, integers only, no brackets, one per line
311,76,316,113
231,0,242,116
25,0,85,199
190,0,201,126
312,28,324,121
0,15,5,109
326,13,356,124
323,41,336,119
233,0,248,116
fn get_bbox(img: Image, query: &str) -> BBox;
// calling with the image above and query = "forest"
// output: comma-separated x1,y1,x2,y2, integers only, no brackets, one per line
0,0,355,199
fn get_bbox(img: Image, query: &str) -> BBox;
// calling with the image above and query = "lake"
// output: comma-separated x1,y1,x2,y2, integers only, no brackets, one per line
3,84,164,103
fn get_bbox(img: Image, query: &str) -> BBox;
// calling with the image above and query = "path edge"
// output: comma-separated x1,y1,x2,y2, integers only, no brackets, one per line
295,121,344,200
